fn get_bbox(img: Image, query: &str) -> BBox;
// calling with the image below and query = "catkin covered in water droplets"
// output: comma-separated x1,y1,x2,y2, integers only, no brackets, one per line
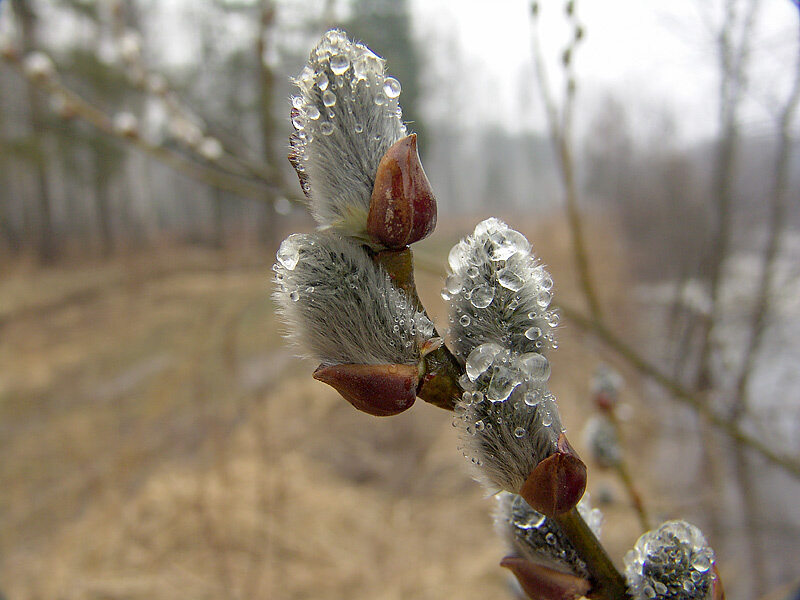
289,29,407,239
445,218,557,360
273,231,432,367
624,520,716,600
494,492,603,577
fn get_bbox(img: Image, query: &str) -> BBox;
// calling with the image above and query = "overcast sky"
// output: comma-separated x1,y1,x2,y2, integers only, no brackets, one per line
412,0,799,143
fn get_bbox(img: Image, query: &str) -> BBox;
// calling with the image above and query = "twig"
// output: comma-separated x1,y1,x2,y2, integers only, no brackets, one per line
554,508,630,600
558,302,800,479
530,1,604,322
1,52,300,204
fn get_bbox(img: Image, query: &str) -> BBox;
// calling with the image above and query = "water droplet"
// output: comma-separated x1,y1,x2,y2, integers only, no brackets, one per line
488,366,518,403
445,274,463,295
516,352,550,380
459,314,471,327
537,290,552,309
465,343,503,381
488,228,531,261
316,71,329,90
320,121,334,135
542,411,553,426
471,285,495,308
330,53,350,75
545,532,557,545
292,96,304,109
474,419,486,432
354,123,363,133
517,512,545,530
514,427,526,438
306,105,320,120
542,276,553,290
524,326,542,340
524,388,543,406
466,266,479,278
373,93,386,106
289,290,300,302
653,582,667,595
291,115,305,130
497,267,525,291
276,236,301,270
322,90,336,107
691,552,711,572
383,76,401,98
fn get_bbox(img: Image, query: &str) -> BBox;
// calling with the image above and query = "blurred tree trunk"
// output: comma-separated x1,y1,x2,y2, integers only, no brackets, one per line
11,0,57,264
0,88,23,256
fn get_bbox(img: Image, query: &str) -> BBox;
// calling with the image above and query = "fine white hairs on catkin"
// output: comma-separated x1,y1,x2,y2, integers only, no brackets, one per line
494,492,603,578
454,347,563,494
624,520,716,600
273,231,433,367
289,29,407,238
447,219,565,494
444,217,558,360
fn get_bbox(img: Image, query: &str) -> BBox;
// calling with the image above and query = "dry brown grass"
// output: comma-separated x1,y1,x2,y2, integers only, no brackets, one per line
0,214,656,600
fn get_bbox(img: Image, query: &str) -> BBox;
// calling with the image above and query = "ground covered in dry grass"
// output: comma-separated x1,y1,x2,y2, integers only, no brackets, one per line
0,215,657,600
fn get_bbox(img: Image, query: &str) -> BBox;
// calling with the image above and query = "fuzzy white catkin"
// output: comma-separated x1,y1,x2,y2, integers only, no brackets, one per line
289,29,407,238
495,492,603,578
624,520,716,600
447,219,568,494
445,218,558,360
273,231,433,367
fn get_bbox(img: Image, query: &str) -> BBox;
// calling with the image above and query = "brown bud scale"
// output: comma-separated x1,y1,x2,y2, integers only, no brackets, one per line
313,363,419,417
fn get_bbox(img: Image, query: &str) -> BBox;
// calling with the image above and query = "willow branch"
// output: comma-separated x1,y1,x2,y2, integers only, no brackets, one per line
559,302,800,479
1,53,301,204
530,2,603,323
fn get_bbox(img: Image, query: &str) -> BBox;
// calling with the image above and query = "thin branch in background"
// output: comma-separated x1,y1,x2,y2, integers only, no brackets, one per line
0,49,298,203
529,0,604,323
557,302,800,480
728,11,800,592
108,0,284,188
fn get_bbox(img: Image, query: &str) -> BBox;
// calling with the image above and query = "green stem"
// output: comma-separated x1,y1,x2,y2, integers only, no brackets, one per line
555,508,631,599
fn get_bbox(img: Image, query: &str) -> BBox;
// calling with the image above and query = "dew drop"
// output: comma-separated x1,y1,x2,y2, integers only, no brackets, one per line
289,290,300,302
373,93,386,106
487,366,518,403
542,411,553,426
445,274,463,295
383,76,401,98
459,314,471,327
524,388,543,406
471,285,495,308
319,121,334,135
330,53,350,75
306,105,321,120
497,267,525,291
316,71,329,90
524,326,542,340
354,123,363,133
514,427,526,438
466,266,480,278
691,552,711,572
322,90,336,107
474,419,486,432
276,236,301,270
537,290,552,309
465,343,503,381
516,352,551,381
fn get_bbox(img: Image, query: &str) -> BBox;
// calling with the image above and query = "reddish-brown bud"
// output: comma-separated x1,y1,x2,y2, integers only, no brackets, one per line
519,434,587,518
500,557,591,600
368,133,437,248
711,564,725,600
312,363,419,416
